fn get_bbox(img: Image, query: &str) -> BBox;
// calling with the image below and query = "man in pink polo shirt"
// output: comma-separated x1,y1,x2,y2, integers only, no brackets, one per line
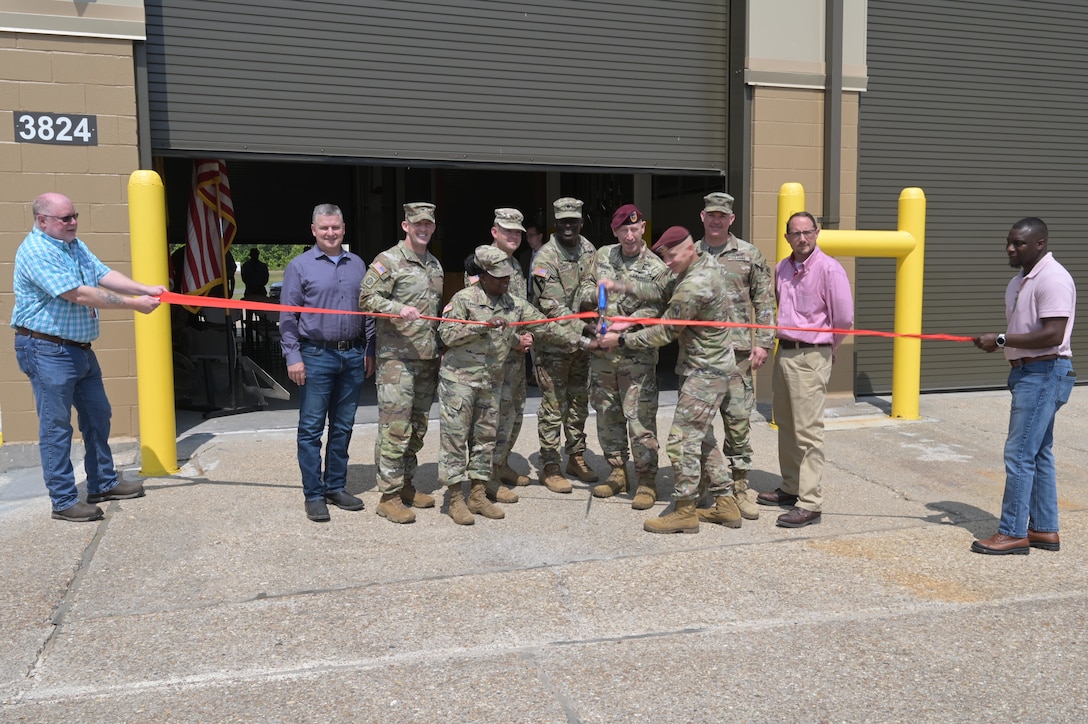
971,217,1076,555
758,211,854,528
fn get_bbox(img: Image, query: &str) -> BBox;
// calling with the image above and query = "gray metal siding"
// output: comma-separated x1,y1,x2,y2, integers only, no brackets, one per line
857,0,1088,393
144,0,727,172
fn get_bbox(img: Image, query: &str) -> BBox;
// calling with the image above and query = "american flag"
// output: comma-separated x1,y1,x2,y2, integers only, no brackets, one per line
181,159,237,297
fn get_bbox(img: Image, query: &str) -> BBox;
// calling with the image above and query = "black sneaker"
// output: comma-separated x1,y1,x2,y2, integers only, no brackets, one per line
51,501,104,522
87,481,145,504
305,498,331,522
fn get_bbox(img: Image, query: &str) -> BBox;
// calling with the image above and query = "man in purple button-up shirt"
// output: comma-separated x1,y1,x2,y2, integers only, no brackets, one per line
280,204,375,522
759,211,854,528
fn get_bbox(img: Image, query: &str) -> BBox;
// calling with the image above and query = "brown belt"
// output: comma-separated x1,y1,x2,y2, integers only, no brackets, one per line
1009,354,1065,367
15,326,92,350
777,340,830,350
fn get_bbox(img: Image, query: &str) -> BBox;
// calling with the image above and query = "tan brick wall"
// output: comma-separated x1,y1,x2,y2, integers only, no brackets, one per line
0,32,140,444
748,86,860,401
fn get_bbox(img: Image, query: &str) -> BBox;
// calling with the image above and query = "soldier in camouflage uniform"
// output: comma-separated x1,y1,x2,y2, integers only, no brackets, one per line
695,192,775,521
462,208,531,505
578,204,673,510
595,226,739,534
440,246,590,525
358,202,444,525
530,197,598,493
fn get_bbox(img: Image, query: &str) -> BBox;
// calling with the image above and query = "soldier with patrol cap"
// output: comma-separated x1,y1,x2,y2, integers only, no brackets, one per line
463,208,532,505
696,191,775,521
530,196,598,493
578,204,673,509
595,226,739,534
358,202,445,524
441,245,592,525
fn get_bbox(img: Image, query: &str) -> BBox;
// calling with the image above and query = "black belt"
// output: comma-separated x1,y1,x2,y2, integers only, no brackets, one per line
15,326,91,350
1009,354,1067,368
301,337,364,351
777,340,830,350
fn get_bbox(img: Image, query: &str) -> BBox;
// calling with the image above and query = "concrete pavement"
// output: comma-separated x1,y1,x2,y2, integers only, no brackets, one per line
1,386,1087,721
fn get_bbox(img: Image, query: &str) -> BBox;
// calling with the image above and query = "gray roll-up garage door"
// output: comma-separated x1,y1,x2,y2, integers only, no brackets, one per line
144,0,727,173
857,0,1088,394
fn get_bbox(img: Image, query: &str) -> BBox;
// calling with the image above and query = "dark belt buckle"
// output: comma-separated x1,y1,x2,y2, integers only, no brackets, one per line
335,340,352,351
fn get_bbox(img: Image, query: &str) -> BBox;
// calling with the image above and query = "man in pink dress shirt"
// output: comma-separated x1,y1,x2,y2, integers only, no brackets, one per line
758,211,854,527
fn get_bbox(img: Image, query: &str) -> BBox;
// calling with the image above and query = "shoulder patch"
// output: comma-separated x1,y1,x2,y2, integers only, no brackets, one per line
532,267,549,279
466,274,480,286
362,275,377,289
442,303,453,314
372,261,389,277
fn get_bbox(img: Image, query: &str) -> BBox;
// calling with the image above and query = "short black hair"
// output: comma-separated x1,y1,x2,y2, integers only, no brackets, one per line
1011,217,1048,240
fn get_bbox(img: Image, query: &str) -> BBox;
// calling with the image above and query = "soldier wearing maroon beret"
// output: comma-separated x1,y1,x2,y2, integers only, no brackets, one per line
577,203,673,509
592,225,741,534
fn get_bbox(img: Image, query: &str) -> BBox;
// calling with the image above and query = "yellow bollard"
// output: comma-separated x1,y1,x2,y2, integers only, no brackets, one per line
776,182,806,262
128,171,179,475
891,188,926,420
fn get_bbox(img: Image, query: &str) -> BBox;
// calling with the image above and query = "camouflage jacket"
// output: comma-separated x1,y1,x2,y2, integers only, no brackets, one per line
530,234,596,342
358,240,444,360
697,233,775,351
577,243,674,362
439,284,586,388
625,251,736,378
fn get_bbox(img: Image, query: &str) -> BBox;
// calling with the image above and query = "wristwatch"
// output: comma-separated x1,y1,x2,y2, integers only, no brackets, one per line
996,333,1006,348
618,334,626,348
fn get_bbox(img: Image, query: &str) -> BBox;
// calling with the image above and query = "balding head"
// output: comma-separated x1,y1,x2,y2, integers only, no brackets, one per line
33,192,73,218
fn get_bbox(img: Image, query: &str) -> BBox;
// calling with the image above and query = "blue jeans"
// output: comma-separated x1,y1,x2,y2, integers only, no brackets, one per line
14,335,119,512
297,341,367,501
1000,357,1076,538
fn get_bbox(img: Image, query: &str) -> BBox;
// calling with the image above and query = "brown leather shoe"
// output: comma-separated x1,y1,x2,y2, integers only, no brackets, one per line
1028,529,1060,552
776,507,821,528
971,533,1030,555
87,480,145,504
51,501,104,522
757,488,798,508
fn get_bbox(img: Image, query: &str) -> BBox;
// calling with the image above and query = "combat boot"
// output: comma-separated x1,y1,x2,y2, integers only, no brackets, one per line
644,499,699,534
468,481,505,519
732,474,760,520
446,485,474,526
696,495,743,528
631,471,657,510
540,463,572,494
592,465,628,498
496,462,531,487
377,492,416,524
565,453,599,483
486,478,519,504
400,482,435,509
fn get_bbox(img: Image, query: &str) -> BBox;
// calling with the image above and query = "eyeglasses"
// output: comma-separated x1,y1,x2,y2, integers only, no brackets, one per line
42,213,79,223
786,228,817,239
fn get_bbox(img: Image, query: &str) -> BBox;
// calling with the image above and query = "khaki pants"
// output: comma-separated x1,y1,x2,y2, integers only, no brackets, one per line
772,347,832,512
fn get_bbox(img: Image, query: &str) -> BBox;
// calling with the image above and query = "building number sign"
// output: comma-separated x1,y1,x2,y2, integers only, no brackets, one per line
14,111,98,146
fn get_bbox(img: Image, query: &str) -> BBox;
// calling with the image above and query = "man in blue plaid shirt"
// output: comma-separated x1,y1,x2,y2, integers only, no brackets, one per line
12,192,165,522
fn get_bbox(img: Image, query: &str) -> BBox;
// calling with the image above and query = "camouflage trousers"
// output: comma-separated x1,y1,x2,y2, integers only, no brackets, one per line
374,357,439,494
590,354,659,475
494,350,527,471
438,377,499,485
535,349,590,465
667,374,730,500
719,350,755,473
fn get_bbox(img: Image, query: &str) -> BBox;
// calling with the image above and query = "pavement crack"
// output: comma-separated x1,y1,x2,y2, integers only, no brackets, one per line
24,507,114,685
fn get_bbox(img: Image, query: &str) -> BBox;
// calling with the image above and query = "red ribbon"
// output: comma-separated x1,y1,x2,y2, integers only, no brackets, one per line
158,291,973,342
